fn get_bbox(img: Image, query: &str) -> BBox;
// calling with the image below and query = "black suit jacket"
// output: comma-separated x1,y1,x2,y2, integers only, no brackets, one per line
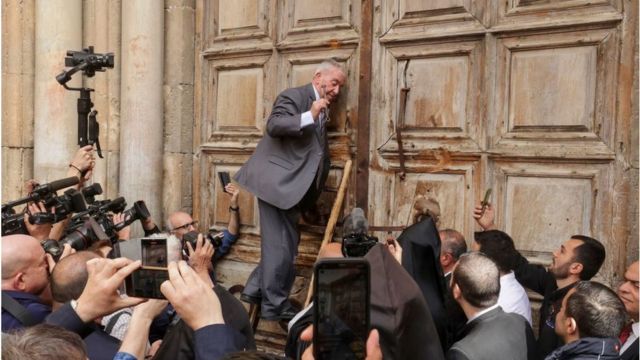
447,307,537,360
235,83,329,210
621,337,639,360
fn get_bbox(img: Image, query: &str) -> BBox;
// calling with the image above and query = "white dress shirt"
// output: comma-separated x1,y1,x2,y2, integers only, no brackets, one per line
498,272,533,325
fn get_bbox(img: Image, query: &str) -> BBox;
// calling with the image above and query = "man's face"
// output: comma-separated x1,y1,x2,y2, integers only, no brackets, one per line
554,287,576,342
550,238,583,279
171,213,197,240
618,261,639,320
314,67,346,103
22,246,49,296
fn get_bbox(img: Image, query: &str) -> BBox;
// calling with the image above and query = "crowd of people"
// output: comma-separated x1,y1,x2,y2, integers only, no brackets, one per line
1,60,638,360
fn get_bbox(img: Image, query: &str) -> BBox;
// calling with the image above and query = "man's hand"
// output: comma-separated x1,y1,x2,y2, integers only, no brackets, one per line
310,99,330,121
24,202,53,240
386,237,403,265
160,261,224,330
113,213,131,240
75,257,146,323
225,183,240,206
186,234,214,286
300,325,382,360
68,145,95,182
472,202,496,231
46,244,75,274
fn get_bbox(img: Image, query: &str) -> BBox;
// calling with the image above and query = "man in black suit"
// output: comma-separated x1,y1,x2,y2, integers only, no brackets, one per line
447,252,536,360
235,60,346,321
548,281,626,360
618,261,639,360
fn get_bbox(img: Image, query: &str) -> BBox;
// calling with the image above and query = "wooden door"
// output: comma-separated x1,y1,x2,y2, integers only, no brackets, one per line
196,0,636,350
367,0,636,331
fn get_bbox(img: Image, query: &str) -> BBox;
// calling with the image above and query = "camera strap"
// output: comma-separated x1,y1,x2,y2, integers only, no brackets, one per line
1,292,38,326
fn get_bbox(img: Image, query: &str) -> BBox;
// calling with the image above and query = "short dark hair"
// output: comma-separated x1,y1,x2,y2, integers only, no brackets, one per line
571,235,605,280
50,251,99,303
565,281,627,338
1,324,87,360
440,229,467,260
452,252,500,308
473,230,517,273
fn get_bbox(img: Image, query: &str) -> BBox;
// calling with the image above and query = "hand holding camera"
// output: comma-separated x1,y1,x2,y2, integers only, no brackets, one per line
186,233,215,286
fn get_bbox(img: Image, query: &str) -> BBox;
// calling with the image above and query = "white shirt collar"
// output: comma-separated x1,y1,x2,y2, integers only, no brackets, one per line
467,304,500,323
312,84,319,100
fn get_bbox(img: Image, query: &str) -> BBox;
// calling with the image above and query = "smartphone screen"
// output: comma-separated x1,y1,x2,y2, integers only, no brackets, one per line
313,258,370,360
122,238,179,299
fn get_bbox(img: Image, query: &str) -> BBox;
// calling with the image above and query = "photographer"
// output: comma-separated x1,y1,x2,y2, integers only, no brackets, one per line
1,234,52,332
167,183,240,264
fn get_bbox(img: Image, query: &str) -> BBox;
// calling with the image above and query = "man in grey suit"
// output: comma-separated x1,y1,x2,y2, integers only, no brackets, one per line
234,60,346,321
447,252,537,360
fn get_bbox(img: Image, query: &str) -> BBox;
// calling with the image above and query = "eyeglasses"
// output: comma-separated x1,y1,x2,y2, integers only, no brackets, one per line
173,220,198,232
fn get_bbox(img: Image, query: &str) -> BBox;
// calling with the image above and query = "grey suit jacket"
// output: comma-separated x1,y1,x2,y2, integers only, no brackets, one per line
235,83,329,210
447,307,537,360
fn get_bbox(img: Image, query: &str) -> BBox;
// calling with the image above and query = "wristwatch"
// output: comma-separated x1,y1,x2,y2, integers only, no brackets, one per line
229,206,239,212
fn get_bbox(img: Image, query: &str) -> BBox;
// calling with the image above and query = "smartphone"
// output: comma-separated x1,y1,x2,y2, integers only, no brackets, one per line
121,237,179,299
218,172,231,193
481,188,492,209
313,258,370,360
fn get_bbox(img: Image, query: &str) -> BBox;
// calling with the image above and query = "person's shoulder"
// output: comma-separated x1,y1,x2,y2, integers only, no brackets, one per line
279,83,312,98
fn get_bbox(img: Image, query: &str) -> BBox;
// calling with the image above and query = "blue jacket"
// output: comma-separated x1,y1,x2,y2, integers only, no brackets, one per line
1,290,51,332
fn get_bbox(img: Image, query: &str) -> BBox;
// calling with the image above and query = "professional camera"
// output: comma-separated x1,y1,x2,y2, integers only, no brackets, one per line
56,46,115,85
341,207,379,258
182,230,224,253
58,197,127,254
81,183,103,205
113,200,151,232
1,176,84,236
43,217,111,262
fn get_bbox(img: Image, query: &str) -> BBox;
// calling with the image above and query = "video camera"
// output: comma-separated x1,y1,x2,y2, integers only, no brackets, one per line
341,208,379,258
1,176,86,236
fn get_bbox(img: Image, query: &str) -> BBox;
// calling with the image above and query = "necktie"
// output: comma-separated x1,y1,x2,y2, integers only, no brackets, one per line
620,323,633,345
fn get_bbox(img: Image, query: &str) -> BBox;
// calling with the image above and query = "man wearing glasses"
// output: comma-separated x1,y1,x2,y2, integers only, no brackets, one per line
167,183,240,263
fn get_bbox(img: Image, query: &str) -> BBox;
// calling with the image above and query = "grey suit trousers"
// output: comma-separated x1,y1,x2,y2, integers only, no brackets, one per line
243,199,301,316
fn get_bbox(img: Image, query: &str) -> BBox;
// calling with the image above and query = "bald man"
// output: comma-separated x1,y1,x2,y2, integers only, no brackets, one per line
2,234,51,331
167,183,240,264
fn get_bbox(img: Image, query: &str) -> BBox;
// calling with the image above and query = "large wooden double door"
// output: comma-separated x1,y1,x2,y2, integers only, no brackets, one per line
194,0,636,349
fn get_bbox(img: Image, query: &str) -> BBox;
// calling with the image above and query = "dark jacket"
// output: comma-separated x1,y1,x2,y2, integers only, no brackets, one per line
366,244,445,360
152,285,256,360
1,290,51,332
544,337,621,360
512,249,578,359
45,302,120,360
397,216,449,350
447,307,537,360
620,336,639,360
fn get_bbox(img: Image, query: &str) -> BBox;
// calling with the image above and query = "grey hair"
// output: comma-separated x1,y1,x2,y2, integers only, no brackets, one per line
314,59,345,76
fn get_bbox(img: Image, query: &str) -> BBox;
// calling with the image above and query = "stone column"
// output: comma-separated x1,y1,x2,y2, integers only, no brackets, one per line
33,0,82,181
2,0,36,201
119,0,164,230
163,0,196,218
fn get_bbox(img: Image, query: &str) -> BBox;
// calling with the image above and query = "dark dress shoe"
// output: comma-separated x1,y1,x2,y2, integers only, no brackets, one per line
261,307,298,321
240,293,262,305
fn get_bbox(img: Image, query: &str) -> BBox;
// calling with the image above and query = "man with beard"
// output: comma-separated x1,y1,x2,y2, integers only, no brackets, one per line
2,234,52,331
473,203,605,359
